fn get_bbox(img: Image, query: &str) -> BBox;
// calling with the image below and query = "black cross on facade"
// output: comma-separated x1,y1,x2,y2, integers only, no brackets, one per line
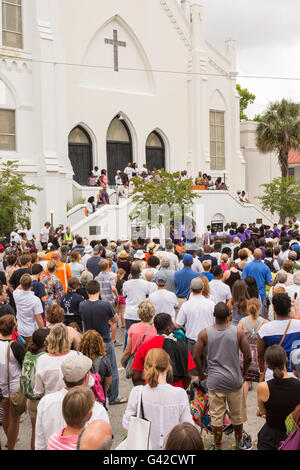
105,29,126,72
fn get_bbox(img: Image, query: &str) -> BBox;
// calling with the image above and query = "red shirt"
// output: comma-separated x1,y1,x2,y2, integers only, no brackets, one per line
132,336,196,389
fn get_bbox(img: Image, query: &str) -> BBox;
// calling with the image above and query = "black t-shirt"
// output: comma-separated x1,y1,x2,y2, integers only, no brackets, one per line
8,268,31,289
79,299,115,342
265,378,300,430
0,303,15,317
0,271,7,285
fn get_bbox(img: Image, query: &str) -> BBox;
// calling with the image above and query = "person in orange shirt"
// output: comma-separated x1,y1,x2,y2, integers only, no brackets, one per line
45,251,71,293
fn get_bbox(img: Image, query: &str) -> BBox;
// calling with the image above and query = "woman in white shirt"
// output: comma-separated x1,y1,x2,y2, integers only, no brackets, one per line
122,348,193,450
34,323,78,396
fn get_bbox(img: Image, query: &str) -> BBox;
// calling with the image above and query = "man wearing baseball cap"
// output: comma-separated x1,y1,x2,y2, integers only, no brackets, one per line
86,244,104,278
35,353,109,450
149,273,178,320
174,253,199,310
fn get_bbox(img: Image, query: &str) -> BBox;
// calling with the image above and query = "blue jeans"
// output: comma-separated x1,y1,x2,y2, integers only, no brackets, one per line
105,340,119,403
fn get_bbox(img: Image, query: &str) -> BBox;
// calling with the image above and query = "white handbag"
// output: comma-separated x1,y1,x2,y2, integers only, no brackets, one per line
116,388,152,450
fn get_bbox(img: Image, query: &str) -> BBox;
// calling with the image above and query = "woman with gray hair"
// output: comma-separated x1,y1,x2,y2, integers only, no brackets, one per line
120,300,157,369
77,271,93,300
269,270,288,303
286,271,300,317
153,257,176,293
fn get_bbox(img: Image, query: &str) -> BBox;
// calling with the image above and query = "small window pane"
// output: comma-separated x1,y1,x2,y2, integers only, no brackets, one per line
216,126,224,140
216,142,224,157
215,112,224,125
2,1,23,49
0,109,16,151
107,118,129,142
209,111,215,125
3,4,22,32
2,31,22,48
69,127,89,144
0,134,15,150
210,157,217,171
210,142,216,157
0,109,15,134
216,157,225,171
146,132,162,148
210,125,216,141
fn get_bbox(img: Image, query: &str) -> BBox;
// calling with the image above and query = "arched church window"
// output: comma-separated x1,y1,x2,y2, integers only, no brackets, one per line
68,127,90,144
2,0,23,49
146,131,165,172
146,132,163,148
210,110,225,171
106,117,130,142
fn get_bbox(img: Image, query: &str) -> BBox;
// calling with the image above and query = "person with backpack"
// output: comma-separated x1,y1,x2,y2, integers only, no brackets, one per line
237,298,268,399
20,328,49,449
79,330,112,410
34,354,109,450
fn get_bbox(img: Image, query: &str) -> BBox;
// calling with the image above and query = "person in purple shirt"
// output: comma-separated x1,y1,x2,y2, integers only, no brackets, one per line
272,224,281,239
101,184,110,205
236,228,246,243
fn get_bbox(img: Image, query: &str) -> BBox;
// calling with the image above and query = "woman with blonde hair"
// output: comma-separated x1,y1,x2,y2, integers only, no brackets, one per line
122,348,193,450
220,253,229,272
121,300,157,369
68,251,84,280
238,298,268,398
79,330,112,406
200,275,211,299
223,259,241,292
34,323,78,396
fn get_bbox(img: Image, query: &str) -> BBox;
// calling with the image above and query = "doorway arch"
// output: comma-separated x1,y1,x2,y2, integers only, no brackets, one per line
106,116,133,184
146,131,165,172
68,126,93,185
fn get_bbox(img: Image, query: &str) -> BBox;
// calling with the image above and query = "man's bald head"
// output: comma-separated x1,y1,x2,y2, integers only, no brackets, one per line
77,420,113,450
254,249,262,260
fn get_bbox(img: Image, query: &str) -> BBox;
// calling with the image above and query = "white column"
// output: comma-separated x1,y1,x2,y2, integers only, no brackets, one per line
189,4,207,178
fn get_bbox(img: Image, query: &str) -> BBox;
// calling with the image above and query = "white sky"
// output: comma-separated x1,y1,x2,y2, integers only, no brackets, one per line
189,0,300,118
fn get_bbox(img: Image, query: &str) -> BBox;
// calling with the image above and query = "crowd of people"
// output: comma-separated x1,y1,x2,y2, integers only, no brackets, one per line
0,218,300,451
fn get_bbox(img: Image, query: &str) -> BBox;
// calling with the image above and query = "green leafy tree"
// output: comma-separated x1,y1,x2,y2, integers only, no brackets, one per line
129,170,201,239
256,98,300,179
257,177,300,224
0,160,42,238
236,84,256,121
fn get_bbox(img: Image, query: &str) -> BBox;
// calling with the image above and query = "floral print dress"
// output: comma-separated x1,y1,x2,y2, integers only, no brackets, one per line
43,274,64,308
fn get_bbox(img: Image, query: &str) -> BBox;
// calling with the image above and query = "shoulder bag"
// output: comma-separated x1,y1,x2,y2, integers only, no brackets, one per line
7,341,27,417
116,387,151,450
126,325,152,379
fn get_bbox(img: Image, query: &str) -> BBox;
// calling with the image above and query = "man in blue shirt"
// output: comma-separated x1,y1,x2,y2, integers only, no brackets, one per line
199,245,218,267
174,254,199,308
241,249,273,302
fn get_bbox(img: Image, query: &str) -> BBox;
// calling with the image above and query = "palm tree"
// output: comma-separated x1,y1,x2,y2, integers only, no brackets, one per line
256,98,300,178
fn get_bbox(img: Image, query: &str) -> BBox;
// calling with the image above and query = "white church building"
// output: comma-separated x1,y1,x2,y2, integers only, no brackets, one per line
0,0,281,238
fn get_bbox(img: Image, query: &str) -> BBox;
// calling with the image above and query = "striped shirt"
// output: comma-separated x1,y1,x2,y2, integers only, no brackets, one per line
47,428,78,450
95,272,116,304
